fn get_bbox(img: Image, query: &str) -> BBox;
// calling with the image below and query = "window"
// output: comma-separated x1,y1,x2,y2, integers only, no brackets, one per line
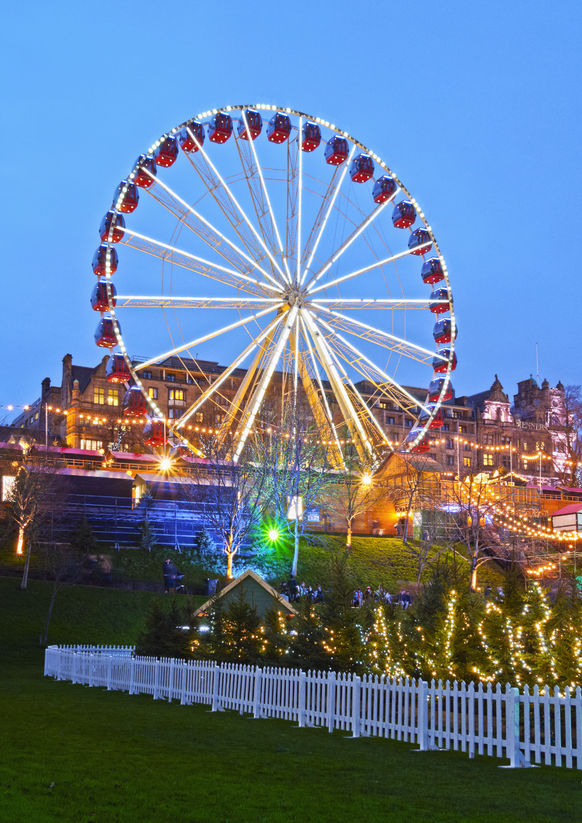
216,414,224,425
483,453,494,467
166,373,176,383
107,389,118,406
169,388,185,404
168,408,178,418
459,424,467,434
464,443,471,451
194,412,203,423
442,423,450,432
536,441,545,451
404,419,413,428
148,387,158,400
385,415,395,425
446,438,453,449
446,456,455,466
93,387,105,405
80,438,102,451
463,457,471,468
142,370,152,379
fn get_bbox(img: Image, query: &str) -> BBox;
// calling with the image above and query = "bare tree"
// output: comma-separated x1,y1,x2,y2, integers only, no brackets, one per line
254,420,334,577
187,433,269,580
4,458,68,590
323,443,385,551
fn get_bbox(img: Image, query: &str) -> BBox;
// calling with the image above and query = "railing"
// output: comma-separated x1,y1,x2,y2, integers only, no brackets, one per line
44,645,582,769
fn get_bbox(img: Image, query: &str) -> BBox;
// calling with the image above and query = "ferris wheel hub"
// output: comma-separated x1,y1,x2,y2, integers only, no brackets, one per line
283,285,307,308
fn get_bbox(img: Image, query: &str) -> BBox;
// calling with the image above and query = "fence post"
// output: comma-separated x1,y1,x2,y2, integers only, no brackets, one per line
153,659,160,700
168,658,175,702
57,649,63,681
417,680,429,751
253,668,263,719
351,675,361,738
298,671,306,728
327,671,336,733
129,656,136,695
106,655,113,691
500,686,530,768
180,661,188,706
211,663,221,712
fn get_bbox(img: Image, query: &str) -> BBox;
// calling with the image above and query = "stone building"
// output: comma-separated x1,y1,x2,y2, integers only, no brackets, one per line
12,354,571,487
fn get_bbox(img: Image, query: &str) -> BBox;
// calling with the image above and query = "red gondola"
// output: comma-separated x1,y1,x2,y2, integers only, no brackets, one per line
405,427,430,452
301,121,321,152
428,378,453,403
391,200,416,229
429,287,450,314
153,136,179,167
99,210,125,243
324,136,349,165
349,154,374,183
433,318,457,344
144,419,165,447
133,155,157,188
237,109,262,140
421,258,444,285
267,112,291,143
208,112,233,144
113,181,139,213
408,228,432,256
123,386,147,418
432,349,457,373
419,405,445,429
92,244,118,276
91,280,117,312
178,121,205,153
372,175,397,204
95,316,118,348
106,353,131,384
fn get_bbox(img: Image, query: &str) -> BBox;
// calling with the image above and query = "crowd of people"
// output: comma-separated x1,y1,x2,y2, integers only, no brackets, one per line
280,577,412,609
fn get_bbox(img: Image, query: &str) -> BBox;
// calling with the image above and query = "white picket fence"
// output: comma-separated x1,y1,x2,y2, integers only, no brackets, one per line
44,645,582,769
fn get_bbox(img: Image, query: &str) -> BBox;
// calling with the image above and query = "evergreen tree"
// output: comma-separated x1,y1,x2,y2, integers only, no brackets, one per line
365,604,406,678
548,577,582,688
320,554,365,673
193,528,216,557
135,600,192,659
221,593,263,663
69,517,98,554
287,596,327,670
263,607,291,664
139,516,157,552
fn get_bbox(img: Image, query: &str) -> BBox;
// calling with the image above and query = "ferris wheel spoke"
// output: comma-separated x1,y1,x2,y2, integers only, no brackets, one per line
309,304,444,365
119,226,278,296
237,110,292,285
300,145,356,286
115,296,281,309
232,306,298,462
292,116,303,286
303,199,391,291
308,243,433,296
302,310,374,459
133,305,280,373
142,168,278,287
175,313,285,430
307,313,391,448
314,313,429,415
183,126,286,290
298,315,345,465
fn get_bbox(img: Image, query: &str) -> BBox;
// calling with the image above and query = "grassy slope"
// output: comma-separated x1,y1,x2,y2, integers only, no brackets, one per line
0,578,579,823
0,533,504,595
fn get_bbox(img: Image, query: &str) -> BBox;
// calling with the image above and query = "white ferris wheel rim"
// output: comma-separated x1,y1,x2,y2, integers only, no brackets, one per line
99,103,456,458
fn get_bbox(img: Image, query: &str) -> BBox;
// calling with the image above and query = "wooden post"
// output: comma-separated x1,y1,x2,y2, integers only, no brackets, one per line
351,675,361,738
153,659,160,700
253,668,263,719
500,686,530,768
129,656,135,695
417,680,429,751
180,661,188,706
298,671,306,728
327,672,336,733
211,663,221,712
106,655,113,691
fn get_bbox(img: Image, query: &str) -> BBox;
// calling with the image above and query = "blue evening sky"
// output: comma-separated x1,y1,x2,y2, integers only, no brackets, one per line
1,0,580,414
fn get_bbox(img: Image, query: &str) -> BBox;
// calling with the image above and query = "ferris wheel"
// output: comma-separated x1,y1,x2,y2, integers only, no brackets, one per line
91,104,457,462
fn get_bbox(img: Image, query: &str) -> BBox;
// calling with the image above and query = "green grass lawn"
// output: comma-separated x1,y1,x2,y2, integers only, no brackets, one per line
1,576,579,822
1,532,504,596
